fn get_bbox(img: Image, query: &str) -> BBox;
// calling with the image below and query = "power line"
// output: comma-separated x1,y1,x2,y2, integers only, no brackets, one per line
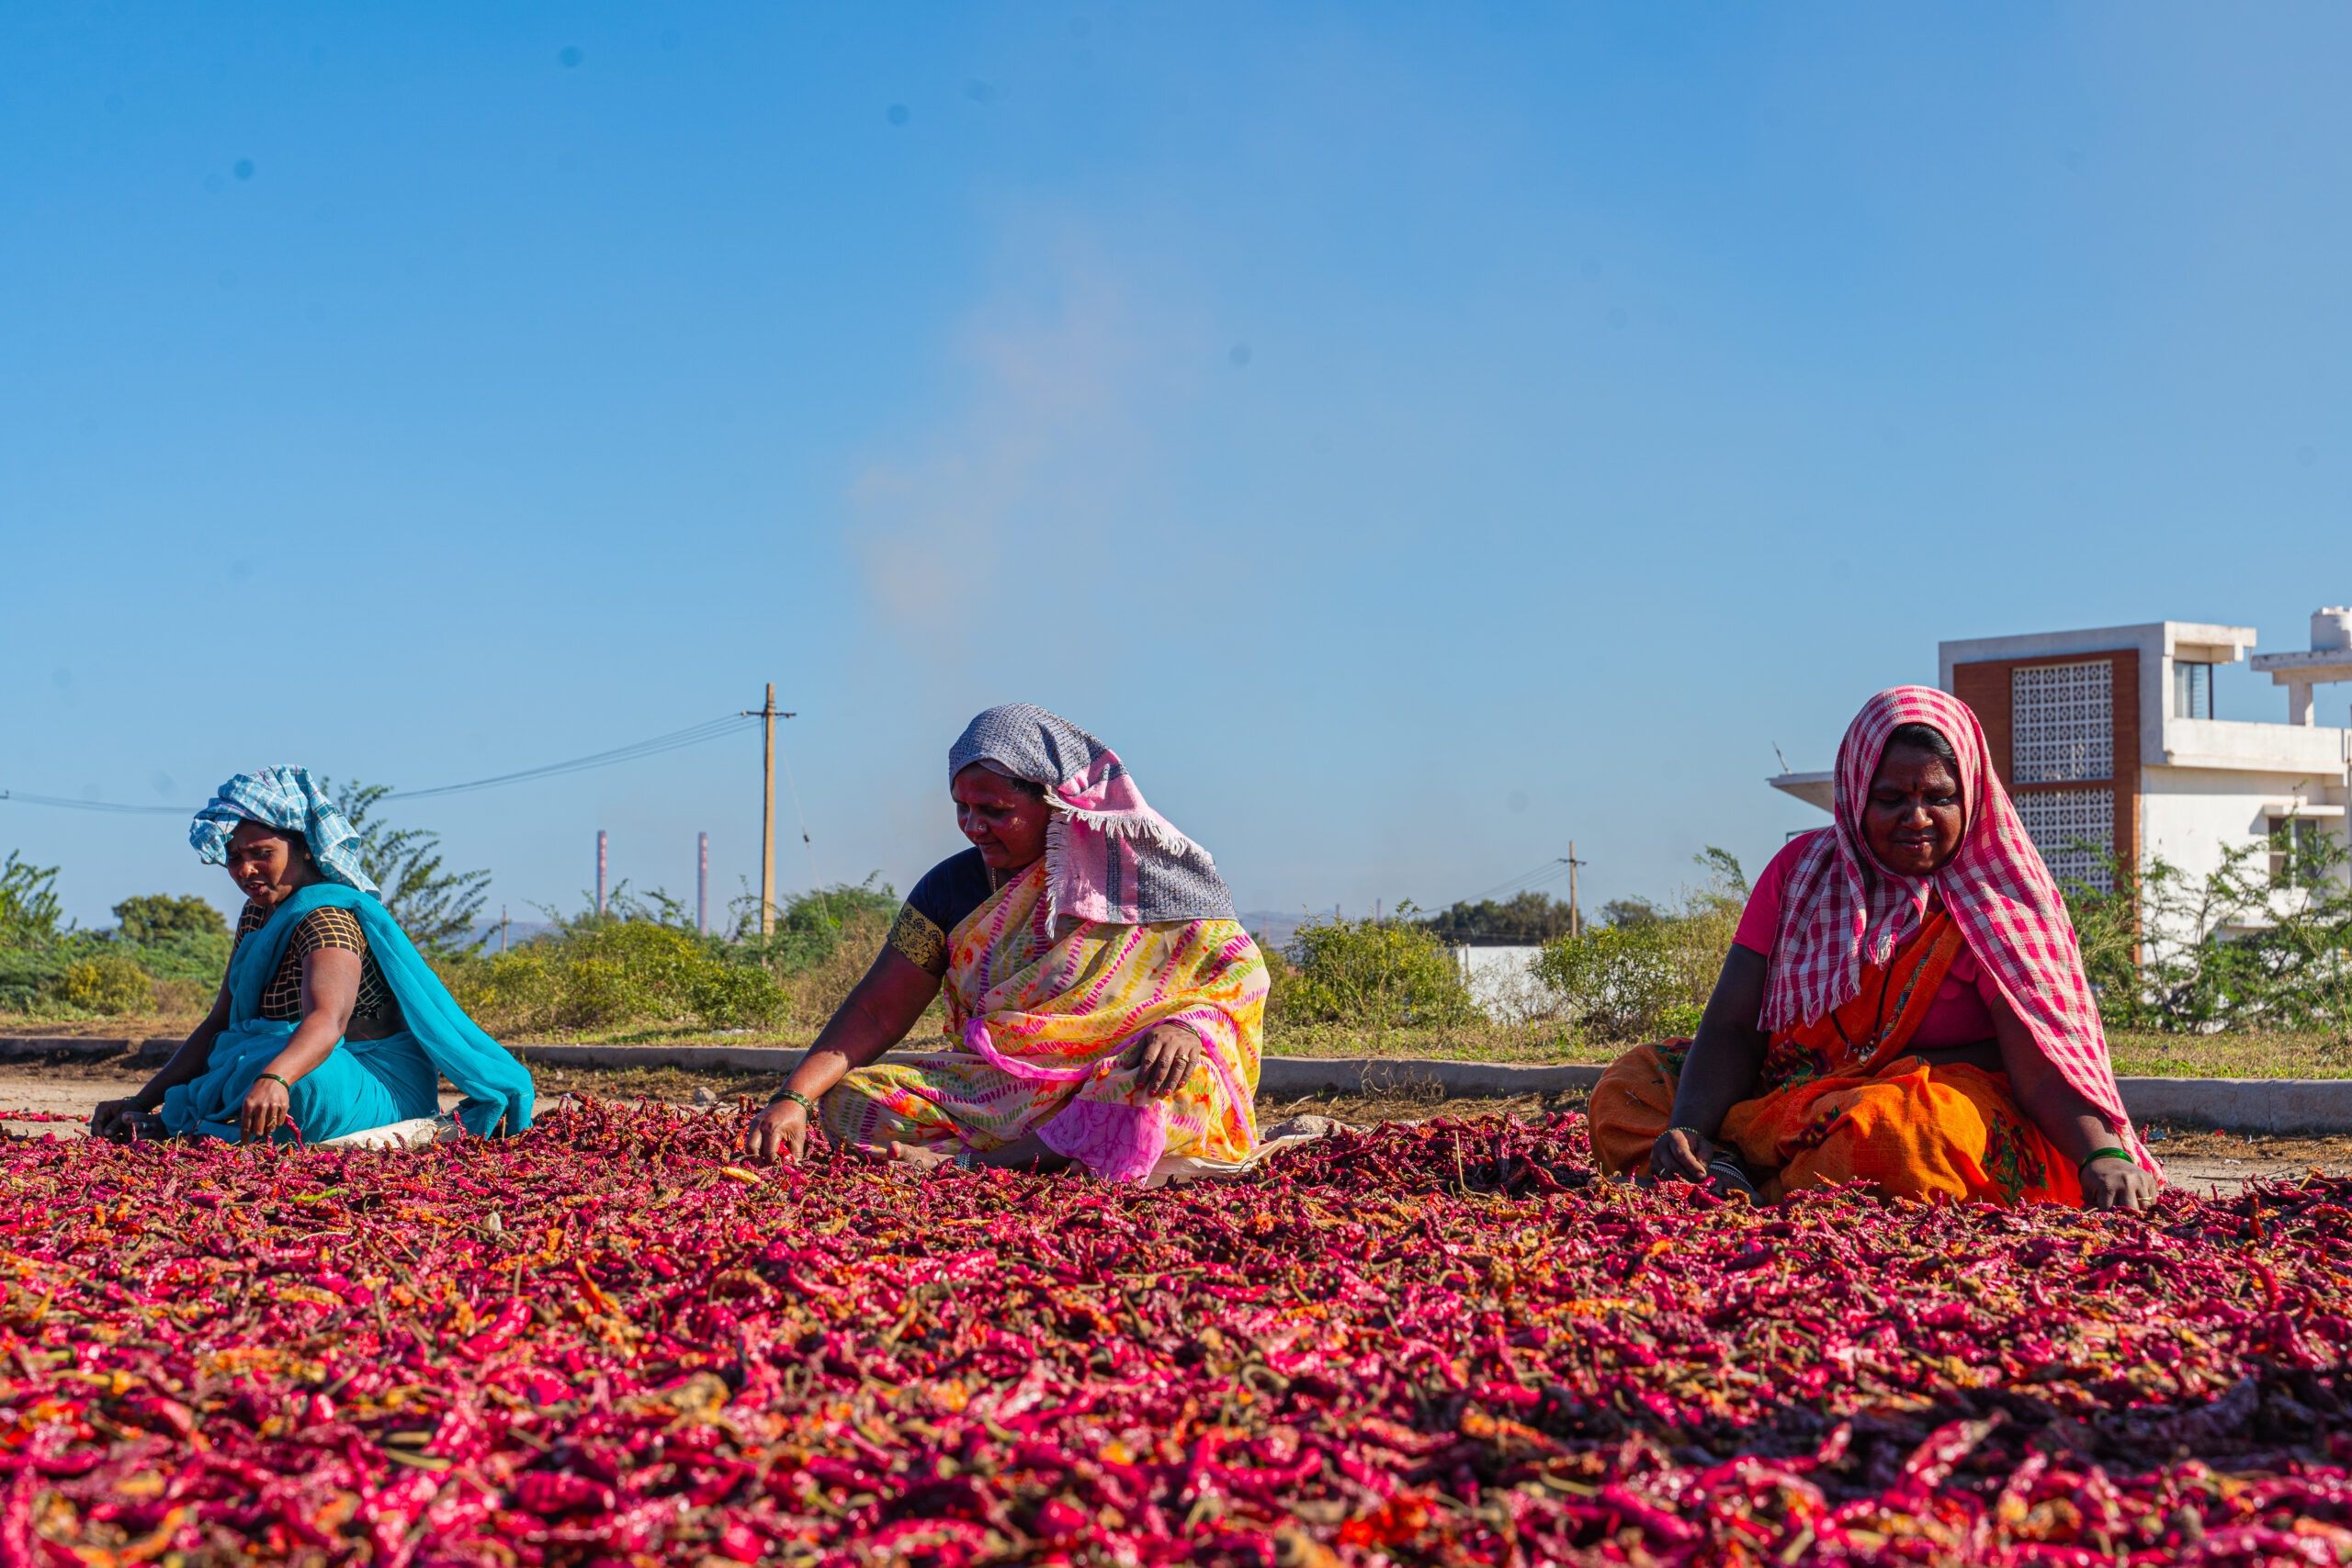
0,713,757,817
0,793,184,817
1453,857,1572,905
387,715,752,800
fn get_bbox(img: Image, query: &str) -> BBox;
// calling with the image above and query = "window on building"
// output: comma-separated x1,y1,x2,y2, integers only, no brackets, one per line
2012,660,2114,784
2174,661,2214,719
2016,789,2116,892
2268,815,2324,889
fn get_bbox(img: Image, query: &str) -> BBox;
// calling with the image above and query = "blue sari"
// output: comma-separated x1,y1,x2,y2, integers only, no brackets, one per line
161,884,534,1144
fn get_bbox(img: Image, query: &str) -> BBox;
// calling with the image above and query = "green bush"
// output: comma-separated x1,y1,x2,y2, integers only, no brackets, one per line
1531,923,1687,1041
2064,826,2352,1037
1283,912,1479,1032
0,948,70,1014
452,919,789,1035
0,852,67,950
727,877,902,976
1532,848,1746,1043
51,954,153,1016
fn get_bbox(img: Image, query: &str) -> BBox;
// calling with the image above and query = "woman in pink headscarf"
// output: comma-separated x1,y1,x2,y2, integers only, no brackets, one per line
1590,687,2159,1211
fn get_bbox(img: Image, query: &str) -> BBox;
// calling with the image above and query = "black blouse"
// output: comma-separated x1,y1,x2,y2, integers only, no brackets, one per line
884,849,1000,977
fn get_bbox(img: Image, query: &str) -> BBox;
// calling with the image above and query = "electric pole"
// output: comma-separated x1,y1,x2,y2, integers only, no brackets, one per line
741,684,797,936
1564,842,1589,939
697,831,708,936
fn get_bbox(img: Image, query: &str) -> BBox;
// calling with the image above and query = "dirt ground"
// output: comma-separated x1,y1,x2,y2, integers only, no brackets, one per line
6,1062,2335,1199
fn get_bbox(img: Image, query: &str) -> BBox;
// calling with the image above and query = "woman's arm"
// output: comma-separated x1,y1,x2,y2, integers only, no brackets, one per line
1650,944,1771,1182
92,974,236,1141
1989,989,2158,1212
746,947,942,1161
236,949,362,1142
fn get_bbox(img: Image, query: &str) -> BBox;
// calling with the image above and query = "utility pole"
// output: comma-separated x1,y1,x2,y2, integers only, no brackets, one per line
741,684,797,936
596,830,608,915
1564,842,1589,939
697,832,708,935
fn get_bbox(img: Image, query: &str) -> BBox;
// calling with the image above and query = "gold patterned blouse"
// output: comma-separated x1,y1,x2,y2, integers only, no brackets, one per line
886,849,1000,978
233,900,398,1026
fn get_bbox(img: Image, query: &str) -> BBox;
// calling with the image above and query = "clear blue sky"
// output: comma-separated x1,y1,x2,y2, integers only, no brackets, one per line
4,4,2347,930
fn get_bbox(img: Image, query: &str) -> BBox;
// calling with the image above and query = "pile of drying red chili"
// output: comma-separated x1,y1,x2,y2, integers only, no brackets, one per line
7,1102,2350,1567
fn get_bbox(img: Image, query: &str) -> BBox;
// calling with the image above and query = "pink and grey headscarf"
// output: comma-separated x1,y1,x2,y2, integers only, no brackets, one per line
950,704,1237,929
1766,686,2148,1164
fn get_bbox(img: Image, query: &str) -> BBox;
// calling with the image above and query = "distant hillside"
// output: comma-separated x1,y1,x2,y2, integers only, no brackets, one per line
467,919,557,951
1238,909,1337,954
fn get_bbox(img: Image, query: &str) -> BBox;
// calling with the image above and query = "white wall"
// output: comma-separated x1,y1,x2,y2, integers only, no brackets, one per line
1451,945,1557,1021
2140,764,2348,936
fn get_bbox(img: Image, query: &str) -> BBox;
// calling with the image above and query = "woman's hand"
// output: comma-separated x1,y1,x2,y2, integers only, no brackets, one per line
1127,1022,1203,1098
2082,1154,2158,1213
92,1098,152,1145
1649,1125,1718,1184
747,1097,810,1163
240,1075,293,1143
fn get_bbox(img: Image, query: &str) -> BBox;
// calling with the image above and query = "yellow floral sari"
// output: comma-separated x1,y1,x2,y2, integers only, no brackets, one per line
818,861,1268,1180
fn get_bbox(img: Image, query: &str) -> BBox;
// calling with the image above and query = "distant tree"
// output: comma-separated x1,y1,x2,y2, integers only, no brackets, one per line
1601,896,1662,930
1416,890,1578,944
111,894,229,944
324,780,493,956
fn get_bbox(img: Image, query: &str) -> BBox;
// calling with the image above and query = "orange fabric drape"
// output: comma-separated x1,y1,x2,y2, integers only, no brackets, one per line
1589,913,2082,1207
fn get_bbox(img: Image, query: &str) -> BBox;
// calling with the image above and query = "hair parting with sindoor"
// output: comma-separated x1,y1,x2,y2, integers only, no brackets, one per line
1883,722,1959,774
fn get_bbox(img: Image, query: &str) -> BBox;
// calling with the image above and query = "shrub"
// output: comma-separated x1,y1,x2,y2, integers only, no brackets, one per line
51,954,153,1016
1254,937,1298,1022
1283,912,1480,1032
1532,848,1746,1043
777,908,893,1025
453,920,788,1035
1533,923,1686,1041
0,853,67,950
2063,827,2352,1037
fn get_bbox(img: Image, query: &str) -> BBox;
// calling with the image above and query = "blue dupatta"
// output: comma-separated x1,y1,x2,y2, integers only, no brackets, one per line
161,884,533,1143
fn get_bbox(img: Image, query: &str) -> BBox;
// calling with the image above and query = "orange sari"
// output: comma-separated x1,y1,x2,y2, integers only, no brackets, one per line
1589,911,2082,1206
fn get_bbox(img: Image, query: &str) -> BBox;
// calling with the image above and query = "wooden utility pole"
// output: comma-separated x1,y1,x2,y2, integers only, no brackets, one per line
742,684,797,936
697,831,708,935
1565,842,1589,939
596,830,607,915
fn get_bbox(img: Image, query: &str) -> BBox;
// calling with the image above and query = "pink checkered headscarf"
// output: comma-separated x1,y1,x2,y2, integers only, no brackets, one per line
1763,686,2145,1160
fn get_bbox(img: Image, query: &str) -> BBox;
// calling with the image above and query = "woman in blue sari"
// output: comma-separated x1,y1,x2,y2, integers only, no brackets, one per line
90,768,533,1145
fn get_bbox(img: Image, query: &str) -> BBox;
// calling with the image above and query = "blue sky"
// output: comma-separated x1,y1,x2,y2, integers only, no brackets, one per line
4,3,2348,930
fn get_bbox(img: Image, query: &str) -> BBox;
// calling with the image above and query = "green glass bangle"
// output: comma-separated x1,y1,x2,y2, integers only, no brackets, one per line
2080,1145,2135,1172
257,1072,294,1093
770,1089,820,1117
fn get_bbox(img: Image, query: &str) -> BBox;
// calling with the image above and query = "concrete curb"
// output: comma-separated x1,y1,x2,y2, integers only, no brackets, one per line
2113,1076,2352,1135
16,1034,2352,1134
0,1035,181,1066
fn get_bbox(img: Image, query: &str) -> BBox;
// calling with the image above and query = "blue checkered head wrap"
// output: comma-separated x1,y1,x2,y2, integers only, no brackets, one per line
189,767,379,893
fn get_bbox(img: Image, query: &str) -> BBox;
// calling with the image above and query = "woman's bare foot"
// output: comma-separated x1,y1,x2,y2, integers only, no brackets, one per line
885,1140,956,1172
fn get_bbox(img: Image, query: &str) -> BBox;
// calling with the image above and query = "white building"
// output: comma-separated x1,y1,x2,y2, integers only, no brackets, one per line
1769,612,2352,901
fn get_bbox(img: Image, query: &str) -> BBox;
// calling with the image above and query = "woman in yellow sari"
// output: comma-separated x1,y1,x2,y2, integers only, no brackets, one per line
1590,687,2159,1210
745,705,1267,1181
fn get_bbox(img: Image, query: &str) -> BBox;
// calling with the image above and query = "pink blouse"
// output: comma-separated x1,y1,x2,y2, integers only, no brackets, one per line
1731,837,2005,1050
